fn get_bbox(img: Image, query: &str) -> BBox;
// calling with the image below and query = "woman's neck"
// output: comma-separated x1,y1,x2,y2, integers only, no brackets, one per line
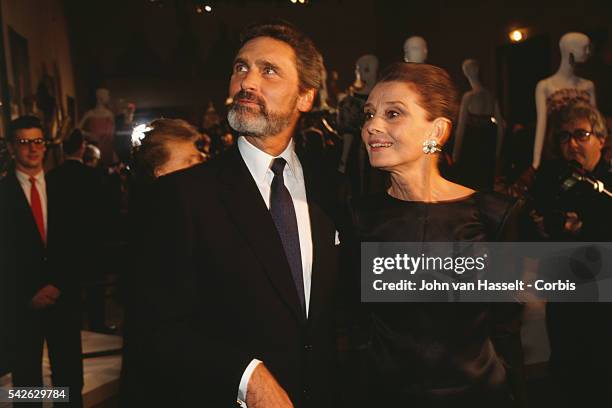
388,162,440,201
388,161,473,202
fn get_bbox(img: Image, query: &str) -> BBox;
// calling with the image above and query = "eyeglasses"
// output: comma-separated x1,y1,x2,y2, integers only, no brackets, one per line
16,138,47,147
556,129,594,145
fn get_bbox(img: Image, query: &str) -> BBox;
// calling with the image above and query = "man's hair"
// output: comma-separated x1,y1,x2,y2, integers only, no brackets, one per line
135,118,201,182
63,129,85,155
548,101,607,157
550,101,607,140
7,115,44,143
377,62,459,124
83,144,100,164
239,21,323,93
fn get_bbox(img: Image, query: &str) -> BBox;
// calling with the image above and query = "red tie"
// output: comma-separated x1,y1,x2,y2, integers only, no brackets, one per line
29,176,46,244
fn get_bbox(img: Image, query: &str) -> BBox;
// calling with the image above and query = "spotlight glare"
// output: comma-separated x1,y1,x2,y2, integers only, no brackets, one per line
298,0,305,3
204,5,212,12
290,0,297,3
509,29,525,42
131,124,152,147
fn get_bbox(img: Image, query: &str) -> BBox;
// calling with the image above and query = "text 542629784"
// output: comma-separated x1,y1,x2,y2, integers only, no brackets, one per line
0,387,70,402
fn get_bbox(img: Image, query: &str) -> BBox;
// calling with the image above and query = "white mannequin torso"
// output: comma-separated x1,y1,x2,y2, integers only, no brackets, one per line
78,88,116,166
454,59,504,164
532,32,596,168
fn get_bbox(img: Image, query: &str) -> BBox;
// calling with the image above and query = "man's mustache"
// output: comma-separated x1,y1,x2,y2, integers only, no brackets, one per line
231,91,266,110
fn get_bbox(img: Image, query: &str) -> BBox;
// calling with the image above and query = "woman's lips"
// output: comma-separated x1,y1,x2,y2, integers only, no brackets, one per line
368,140,394,151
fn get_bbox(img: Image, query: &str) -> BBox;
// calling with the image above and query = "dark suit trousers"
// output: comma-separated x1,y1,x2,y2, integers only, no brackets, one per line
13,300,83,408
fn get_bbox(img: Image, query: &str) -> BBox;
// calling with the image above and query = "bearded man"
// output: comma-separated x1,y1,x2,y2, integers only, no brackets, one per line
121,22,342,408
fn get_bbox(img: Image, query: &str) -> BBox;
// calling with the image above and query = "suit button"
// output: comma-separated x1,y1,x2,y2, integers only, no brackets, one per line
304,344,313,351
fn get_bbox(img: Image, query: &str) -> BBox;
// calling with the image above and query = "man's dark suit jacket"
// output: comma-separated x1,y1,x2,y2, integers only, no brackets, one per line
0,170,82,370
123,146,341,407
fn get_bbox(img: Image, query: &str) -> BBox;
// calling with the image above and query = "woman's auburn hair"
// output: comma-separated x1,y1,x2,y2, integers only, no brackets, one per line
377,62,459,125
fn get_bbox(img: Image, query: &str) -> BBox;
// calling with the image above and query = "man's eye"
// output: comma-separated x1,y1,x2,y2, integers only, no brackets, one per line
234,64,248,73
263,67,276,75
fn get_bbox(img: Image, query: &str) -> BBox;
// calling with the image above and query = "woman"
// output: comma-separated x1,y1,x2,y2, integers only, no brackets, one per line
350,63,523,407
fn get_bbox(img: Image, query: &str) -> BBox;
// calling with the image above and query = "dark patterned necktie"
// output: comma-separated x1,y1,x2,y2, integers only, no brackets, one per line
269,157,305,313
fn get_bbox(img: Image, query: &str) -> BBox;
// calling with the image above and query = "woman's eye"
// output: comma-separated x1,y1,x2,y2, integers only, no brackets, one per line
386,110,399,119
234,64,247,73
263,66,276,75
364,112,374,120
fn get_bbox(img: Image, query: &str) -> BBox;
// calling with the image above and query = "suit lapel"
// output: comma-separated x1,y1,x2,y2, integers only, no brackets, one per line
7,173,45,249
300,154,334,326
217,148,306,324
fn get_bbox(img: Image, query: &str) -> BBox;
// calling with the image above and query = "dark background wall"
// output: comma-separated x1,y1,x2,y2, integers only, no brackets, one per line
63,0,612,125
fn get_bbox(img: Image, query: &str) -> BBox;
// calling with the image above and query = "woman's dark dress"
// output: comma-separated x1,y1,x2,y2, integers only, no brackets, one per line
350,191,522,407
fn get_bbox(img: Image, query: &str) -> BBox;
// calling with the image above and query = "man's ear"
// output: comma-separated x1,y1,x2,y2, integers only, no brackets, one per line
297,88,316,113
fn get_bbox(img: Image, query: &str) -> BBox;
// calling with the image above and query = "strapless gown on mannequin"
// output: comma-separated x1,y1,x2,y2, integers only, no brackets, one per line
83,116,116,166
349,191,523,408
545,88,591,115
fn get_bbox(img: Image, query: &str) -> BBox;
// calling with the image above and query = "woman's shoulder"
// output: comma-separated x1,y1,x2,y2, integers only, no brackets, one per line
350,192,387,210
348,192,390,227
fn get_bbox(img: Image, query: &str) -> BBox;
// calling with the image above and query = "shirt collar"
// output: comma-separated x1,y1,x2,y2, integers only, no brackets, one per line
15,169,45,184
238,136,298,183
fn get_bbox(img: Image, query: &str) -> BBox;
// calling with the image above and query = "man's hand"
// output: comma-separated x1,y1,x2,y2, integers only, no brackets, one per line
564,212,583,234
31,284,61,310
246,363,294,408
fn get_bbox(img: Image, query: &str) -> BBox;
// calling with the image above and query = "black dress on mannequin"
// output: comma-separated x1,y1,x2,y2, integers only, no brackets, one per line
349,191,523,408
454,113,498,191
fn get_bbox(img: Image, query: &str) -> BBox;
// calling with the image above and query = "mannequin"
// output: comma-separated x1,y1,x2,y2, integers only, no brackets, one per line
79,88,117,166
353,54,379,96
403,36,428,63
316,62,332,112
115,101,136,163
338,54,381,194
532,32,596,169
202,101,220,130
453,59,504,190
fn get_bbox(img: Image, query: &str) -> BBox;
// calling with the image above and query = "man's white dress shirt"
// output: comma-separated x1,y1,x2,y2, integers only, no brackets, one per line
235,136,313,407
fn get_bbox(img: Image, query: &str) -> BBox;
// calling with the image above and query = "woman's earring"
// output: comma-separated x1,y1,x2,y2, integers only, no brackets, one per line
423,139,442,154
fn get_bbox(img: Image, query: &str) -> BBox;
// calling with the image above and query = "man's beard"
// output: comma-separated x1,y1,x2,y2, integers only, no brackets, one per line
227,90,296,137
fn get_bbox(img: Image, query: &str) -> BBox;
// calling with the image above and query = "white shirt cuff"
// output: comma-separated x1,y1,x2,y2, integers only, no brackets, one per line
237,359,262,407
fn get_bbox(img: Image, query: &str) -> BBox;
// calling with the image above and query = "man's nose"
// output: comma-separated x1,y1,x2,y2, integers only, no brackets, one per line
568,136,580,149
240,69,260,92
